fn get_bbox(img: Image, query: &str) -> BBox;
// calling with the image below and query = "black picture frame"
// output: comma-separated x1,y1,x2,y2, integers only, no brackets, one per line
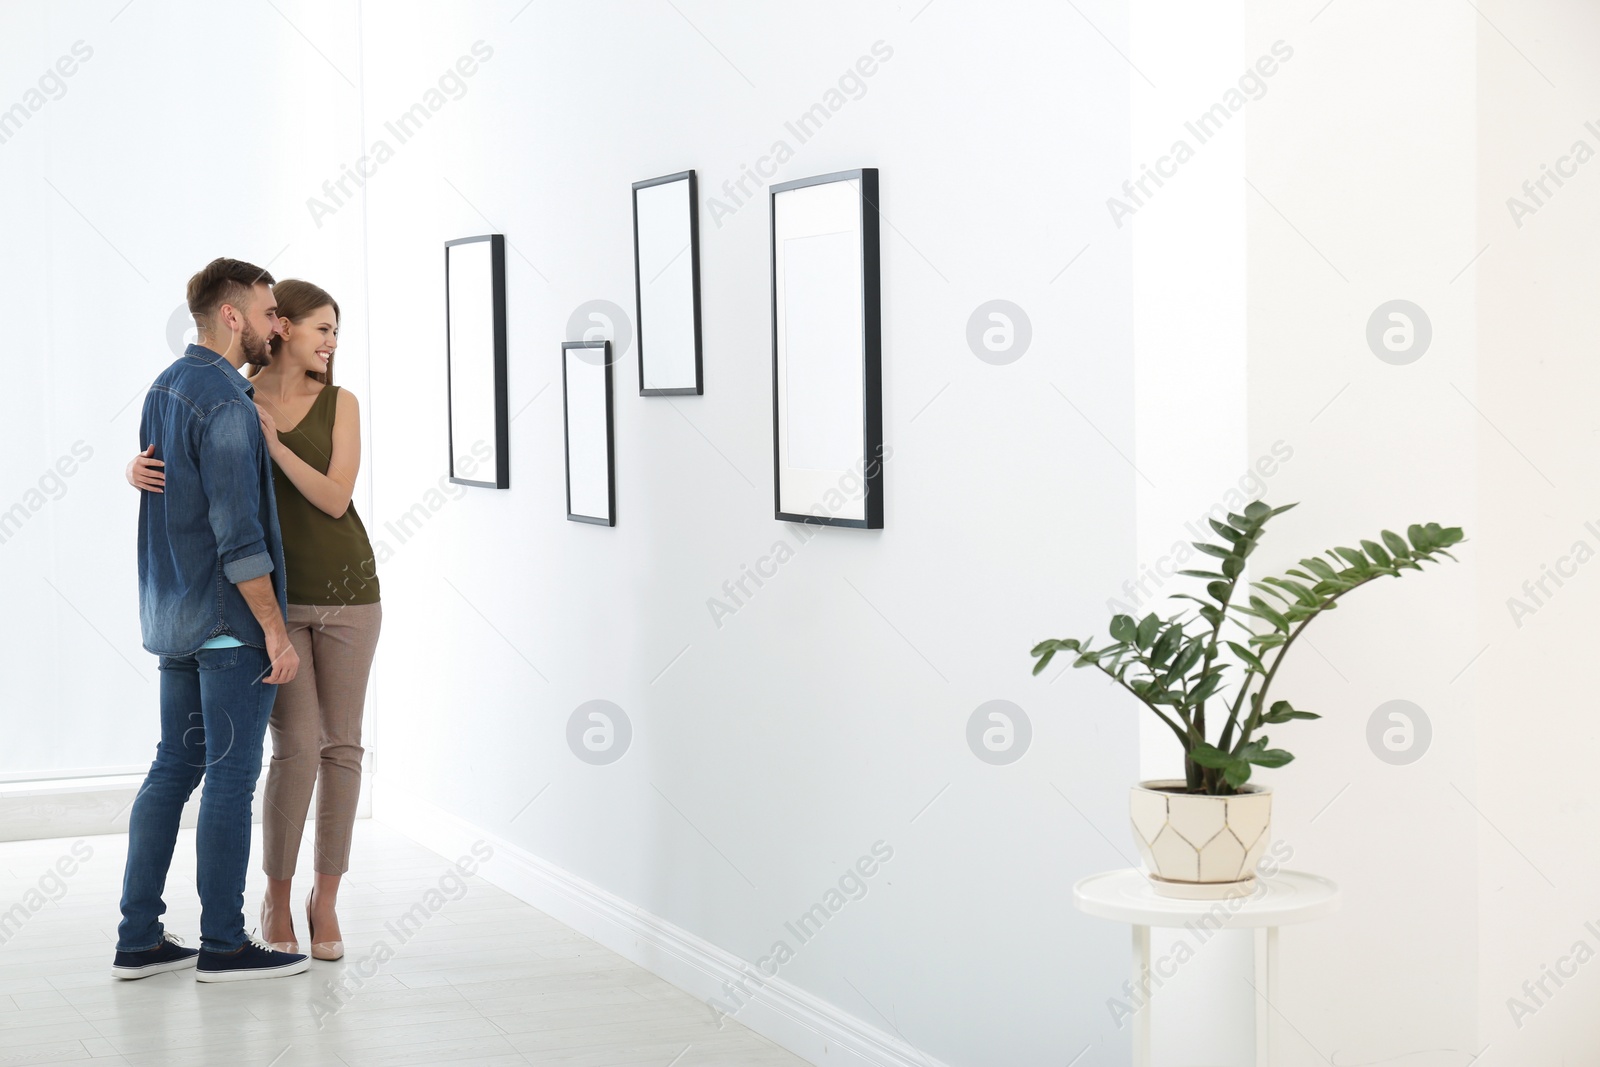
769,168,883,529
631,169,704,396
562,340,616,527
445,234,509,489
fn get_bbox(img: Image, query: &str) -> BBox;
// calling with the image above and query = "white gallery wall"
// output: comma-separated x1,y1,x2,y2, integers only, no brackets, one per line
355,3,1138,1066
1471,1,1600,1059
1240,0,1600,1061
0,0,367,780
1242,0,1481,1060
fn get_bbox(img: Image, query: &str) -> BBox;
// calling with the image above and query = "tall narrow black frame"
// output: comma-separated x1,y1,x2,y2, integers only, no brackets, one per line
562,340,616,527
444,233,509,489
631,169,704,396
769,168,883,529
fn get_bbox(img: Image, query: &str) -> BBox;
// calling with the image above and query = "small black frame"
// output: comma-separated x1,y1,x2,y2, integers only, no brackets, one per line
444,233,509,489
631,169,704,396
562,340,616,527
768,168,883,529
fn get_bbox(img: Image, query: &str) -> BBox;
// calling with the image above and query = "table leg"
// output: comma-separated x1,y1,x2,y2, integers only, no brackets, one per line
1133,924,1150,1067
1254,926,1277,1067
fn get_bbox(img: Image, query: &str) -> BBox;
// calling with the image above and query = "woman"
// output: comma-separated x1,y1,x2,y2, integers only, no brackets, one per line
126,279,379,961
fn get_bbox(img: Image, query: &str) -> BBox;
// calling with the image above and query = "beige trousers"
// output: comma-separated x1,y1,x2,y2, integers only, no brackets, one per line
261,601,381,878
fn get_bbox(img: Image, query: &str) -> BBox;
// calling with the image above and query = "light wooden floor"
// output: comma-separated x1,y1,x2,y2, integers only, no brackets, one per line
0,819,810,1067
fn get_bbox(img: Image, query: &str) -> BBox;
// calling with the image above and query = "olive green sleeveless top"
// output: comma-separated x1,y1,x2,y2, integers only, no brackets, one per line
272,385,381,606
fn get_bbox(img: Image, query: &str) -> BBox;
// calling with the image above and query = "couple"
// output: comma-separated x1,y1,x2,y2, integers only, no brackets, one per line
111,258,382,982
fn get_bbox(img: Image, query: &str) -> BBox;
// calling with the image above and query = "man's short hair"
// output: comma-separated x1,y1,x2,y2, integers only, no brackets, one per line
186,258,276,325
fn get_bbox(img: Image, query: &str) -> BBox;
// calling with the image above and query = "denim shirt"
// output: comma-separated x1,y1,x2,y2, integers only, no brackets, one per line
137,345,287,656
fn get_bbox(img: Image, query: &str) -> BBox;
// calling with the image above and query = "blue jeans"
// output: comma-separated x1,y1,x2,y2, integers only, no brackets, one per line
117,645,276,954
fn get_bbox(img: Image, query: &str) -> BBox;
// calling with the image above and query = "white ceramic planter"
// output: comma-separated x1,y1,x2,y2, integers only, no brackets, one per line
1129,779,1272,899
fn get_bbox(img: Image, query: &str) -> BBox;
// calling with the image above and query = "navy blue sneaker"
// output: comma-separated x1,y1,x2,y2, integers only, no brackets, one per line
111,932,199,980
195,934,309,983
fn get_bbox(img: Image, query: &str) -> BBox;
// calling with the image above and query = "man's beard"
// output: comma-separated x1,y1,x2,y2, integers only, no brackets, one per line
240,321,272,367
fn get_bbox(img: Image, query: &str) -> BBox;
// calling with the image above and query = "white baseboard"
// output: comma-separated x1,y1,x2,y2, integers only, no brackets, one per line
375,790,952,1067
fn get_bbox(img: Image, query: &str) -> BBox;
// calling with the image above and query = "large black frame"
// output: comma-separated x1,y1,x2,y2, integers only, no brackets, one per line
562,340,616,527
444,233,509,489
631,169,704,396
768,168,883,529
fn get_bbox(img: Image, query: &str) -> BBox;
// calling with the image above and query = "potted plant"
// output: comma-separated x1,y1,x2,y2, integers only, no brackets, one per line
1031,501,1463,898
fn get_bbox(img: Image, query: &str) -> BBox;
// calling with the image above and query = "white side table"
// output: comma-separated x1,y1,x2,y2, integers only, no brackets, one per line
1073,869,1339,1067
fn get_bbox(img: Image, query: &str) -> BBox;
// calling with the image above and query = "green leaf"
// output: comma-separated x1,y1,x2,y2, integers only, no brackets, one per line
1109,615,1137,644
1226,640,1266,672
1167,640,1204,680
1030,638,1082,673
1209,518,1245,543
1190,671,1226,703
1243,501,1271,522
1381,529,1411,559
1206,580,1232,603
1150,625,1184,668
1249,596,1290,632
1333,546,1367,569
1177,570,1225,580
1223,762,1254,788
1137,614,1160,649
1194,543,1234,559
1300,557,1338,581
1360,539,1392,567
1188,743,1235,769
1221,556,1245,580
1237,739,1295,768
1262,577,1319,607
1260,700,1320,724
1251,581,1292,603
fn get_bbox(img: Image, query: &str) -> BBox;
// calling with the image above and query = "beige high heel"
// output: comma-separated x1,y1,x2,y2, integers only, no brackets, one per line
260,896,298,953
306,889,344,961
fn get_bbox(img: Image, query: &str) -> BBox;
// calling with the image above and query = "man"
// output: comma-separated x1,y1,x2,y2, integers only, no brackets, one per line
112,258,309,982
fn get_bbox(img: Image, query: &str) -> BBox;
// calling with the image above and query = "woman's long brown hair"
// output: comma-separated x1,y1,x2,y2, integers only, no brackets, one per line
248,278,341,386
